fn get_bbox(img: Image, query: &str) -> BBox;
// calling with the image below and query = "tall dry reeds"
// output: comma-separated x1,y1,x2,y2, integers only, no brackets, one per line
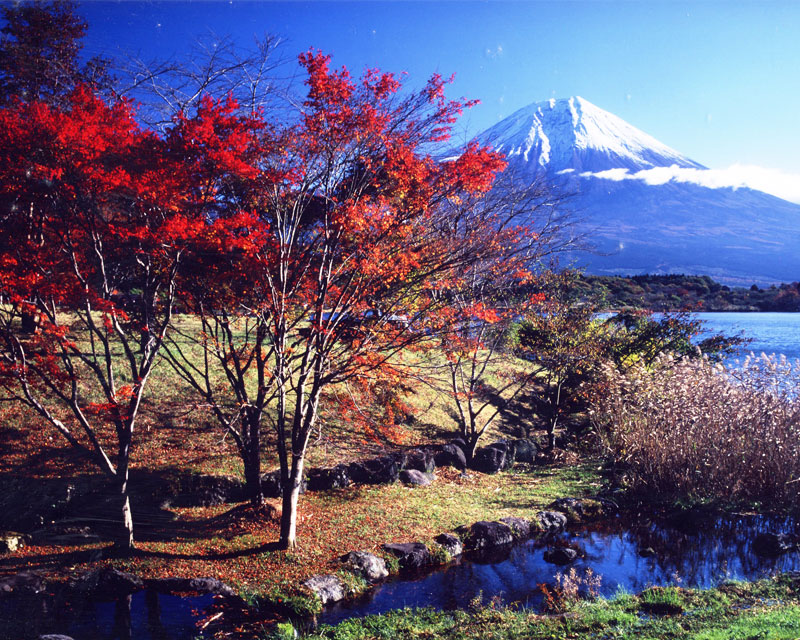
594,353,800,507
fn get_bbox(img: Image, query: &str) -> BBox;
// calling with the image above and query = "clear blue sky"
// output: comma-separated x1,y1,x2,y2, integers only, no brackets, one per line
76,1,800,173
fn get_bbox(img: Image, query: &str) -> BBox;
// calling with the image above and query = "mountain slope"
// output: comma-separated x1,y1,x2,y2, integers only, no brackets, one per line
477,97,800,285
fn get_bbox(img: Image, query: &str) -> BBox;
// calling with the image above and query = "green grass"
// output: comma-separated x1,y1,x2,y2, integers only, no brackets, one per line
298,573,800,640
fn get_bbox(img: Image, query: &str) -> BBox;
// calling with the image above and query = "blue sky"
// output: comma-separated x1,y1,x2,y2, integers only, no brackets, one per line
76,1,800,198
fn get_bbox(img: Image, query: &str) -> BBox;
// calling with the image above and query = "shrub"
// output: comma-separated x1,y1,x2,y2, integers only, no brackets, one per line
429,544,452,566
595,353,800,507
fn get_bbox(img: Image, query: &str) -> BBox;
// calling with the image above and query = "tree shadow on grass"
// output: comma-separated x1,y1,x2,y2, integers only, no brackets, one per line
481,386,537,439
0,535,287,575
131,539,285,561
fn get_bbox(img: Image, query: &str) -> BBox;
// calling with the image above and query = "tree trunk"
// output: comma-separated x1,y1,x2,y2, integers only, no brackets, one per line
547,381,563,450
113,473,134,553
20,310,37,334
547,423,556,450
278,454,305,550
465,432,480,463
244,456,263,507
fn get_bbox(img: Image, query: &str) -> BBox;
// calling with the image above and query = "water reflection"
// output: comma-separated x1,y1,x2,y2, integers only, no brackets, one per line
320,514,800,626
2,514,797,637
0,590,214,640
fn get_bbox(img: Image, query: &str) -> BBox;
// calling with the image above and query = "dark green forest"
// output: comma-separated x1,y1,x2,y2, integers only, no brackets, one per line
574,274,800,311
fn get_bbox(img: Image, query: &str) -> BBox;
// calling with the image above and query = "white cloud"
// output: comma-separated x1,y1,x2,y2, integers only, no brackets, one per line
579,164,800,204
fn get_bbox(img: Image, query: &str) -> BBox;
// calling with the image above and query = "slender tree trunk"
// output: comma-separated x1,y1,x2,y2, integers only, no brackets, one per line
20,310,37,334
113,434,134,552
547,421,557,450
114,474,135,552
465,432,480,463
244,452,263,508
244,412,264,506
547,381,563,450
278,453,306,550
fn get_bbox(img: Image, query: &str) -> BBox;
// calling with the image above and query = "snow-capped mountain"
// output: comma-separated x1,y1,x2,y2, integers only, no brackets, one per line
477,97,800,286
480,96,704,173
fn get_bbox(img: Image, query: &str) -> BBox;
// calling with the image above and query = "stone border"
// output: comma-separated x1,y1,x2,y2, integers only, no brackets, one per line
301,496,617,608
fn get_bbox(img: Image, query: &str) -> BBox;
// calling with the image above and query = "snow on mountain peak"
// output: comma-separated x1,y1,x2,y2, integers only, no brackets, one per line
478,96,706,173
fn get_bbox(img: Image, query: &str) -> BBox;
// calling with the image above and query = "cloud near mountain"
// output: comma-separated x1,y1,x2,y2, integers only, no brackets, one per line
474,96,800,285
574,164,800,204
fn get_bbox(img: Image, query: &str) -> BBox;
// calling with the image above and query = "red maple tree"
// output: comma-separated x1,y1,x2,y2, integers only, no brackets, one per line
164,51,515,549
0,86,200,551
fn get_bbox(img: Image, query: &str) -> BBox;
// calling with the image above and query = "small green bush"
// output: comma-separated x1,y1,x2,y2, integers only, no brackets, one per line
380,552,401,575
429,544,452,566
265,621,297,640
336,570,368,596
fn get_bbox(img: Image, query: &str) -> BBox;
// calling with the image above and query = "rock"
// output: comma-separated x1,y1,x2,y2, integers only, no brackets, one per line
381,542,431,571
433,444,467,471
261,471,307,499
488,440,516,470
543,547,578,565
0,571,46,596
303,574,346,605
499,517,532,539
70,567,144,598
535,510,568,534
405,449,436,473
169,474,244,507
450,438,468,454
31,524,99,546
0,531,26,553
307,464,352,491
460,521,514,551
341,551,388,582
434,533,463,557
0,479,78,532
511,438,538,464
146,577,236,597
753,532,797,557
348,456,400,485
548,497,616,524
399,469,433,486
390,451,410,470
470,446,506,474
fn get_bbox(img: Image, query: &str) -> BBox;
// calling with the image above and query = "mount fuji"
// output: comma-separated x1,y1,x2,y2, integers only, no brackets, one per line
476,97,800,285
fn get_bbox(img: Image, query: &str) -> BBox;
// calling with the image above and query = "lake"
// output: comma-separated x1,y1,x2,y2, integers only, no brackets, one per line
696,312,800,363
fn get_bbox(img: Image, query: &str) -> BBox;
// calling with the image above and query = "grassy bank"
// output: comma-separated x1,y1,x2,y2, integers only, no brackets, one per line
1,455,601,602
298,573,800,640
1,328,595,605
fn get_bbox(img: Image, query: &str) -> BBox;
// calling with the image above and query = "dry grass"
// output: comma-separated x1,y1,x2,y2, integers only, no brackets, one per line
595,353,800,507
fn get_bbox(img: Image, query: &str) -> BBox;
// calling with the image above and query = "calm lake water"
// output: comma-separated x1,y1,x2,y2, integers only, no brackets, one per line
697,312,800,363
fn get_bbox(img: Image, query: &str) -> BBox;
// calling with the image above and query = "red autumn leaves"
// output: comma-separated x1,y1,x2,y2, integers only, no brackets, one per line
0,49,522,549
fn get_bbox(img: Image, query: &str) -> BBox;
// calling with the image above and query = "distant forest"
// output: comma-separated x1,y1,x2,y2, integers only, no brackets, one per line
573,274,800,312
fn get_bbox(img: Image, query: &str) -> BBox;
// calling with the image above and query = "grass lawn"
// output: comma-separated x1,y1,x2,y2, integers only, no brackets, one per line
301,574,800,640
0,461,602,599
